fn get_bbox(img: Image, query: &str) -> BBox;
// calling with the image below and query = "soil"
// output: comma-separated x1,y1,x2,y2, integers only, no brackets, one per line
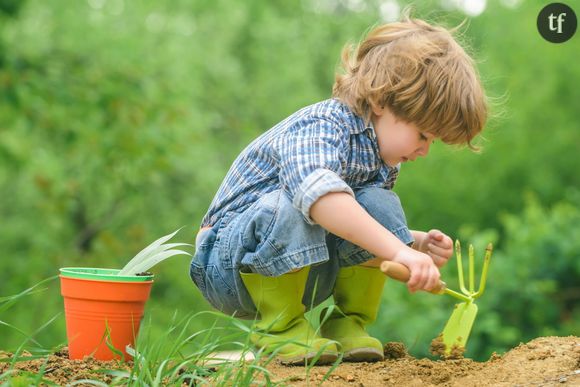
429,334,465,360
1,336,578,386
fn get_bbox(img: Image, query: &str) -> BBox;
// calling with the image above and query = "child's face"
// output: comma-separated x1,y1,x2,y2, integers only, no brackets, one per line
371,106,436,167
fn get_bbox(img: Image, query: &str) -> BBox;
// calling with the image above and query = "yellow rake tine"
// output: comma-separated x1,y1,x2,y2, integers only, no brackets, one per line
469,244,475,294
455,240,469,295
473,243,493,299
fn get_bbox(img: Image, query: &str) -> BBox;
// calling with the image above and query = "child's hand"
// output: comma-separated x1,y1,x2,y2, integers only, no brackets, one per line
393,247,441,293
416,229,453,268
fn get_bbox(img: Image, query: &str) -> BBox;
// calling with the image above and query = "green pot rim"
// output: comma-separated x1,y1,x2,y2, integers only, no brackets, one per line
59,267,154,282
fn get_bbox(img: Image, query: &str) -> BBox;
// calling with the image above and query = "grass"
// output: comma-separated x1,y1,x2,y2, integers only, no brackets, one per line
0,277,342,386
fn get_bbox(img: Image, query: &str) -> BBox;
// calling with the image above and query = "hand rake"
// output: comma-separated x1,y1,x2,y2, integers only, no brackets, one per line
380,241,493,357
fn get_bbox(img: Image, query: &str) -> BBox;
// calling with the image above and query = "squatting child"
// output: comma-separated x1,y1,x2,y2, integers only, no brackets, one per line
190,14,487,365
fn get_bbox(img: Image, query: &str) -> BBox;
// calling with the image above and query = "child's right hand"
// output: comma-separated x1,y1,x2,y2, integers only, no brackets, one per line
392,246,441,293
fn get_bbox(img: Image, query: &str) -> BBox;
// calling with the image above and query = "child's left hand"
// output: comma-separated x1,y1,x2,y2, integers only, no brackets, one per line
417,229,453,267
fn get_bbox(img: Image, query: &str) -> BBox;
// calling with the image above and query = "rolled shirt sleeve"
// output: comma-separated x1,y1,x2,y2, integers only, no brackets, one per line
276,116,355,224
293,168,354,224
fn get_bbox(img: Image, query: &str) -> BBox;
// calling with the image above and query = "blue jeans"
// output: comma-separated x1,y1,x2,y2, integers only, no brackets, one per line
190,187,413,319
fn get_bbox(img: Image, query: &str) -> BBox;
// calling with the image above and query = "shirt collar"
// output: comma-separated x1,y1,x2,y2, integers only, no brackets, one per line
334,99,374,136
364,120,377,141
363,118,400,171
335,100,402,173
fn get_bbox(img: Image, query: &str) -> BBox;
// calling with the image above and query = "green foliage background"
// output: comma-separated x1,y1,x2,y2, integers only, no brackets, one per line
1,0,578,361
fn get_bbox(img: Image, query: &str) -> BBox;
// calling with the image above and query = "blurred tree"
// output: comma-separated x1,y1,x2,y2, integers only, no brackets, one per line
0,0,26,66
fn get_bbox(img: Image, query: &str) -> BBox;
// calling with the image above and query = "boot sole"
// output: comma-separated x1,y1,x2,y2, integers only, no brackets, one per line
343,347,384,362
279,351,339,366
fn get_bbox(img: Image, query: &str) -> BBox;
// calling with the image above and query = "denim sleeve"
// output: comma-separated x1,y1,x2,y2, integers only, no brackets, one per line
277,117,354,224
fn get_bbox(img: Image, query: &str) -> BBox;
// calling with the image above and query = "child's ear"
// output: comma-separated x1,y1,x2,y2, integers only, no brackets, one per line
371,103,385,116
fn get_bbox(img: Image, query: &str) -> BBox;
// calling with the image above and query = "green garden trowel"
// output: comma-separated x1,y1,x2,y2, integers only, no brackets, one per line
380,241,492,357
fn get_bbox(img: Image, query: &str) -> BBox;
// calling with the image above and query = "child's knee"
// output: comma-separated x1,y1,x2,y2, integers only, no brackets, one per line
355,187,405,222
238,190,329,277
354,187,412,245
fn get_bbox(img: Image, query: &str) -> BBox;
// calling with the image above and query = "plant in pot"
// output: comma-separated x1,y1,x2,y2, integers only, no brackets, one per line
59,229,191,360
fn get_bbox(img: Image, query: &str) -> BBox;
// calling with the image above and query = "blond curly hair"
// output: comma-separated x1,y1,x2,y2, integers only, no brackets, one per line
333,14,487,149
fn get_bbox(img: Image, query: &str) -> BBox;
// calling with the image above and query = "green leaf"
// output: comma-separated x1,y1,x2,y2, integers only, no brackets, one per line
118,229,191,276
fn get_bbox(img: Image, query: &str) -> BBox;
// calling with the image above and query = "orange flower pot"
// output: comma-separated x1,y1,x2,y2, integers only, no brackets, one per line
59,270,154,360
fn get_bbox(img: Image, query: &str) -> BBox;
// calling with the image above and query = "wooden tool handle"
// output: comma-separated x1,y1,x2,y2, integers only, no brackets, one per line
380,261,446,295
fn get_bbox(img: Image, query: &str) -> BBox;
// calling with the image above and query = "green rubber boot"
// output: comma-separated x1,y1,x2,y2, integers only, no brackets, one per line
241,268,339,365
321,265,386,362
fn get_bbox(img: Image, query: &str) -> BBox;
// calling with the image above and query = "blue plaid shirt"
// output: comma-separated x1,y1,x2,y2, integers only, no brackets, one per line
201,98,400,227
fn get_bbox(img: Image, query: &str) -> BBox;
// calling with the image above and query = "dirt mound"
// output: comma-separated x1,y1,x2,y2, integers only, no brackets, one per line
270,336,579,386
1,336,578,386
0,348,131,385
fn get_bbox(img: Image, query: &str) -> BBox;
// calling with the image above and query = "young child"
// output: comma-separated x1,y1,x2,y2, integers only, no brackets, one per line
191,14,487,365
